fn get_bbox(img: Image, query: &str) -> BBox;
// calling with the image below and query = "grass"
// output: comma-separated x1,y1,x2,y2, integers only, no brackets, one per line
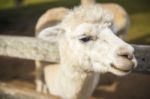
0,0,14,9
0,0,150,44
128,13,150,44
0,0,54,9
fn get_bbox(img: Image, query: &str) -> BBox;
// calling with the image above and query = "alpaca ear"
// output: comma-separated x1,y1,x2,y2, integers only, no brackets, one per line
37,25,65,42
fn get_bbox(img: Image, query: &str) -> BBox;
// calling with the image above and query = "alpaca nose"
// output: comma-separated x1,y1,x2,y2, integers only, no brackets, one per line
116,45,134,60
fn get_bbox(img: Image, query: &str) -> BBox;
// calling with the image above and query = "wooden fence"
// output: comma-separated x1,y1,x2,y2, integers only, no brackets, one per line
0,35,149,99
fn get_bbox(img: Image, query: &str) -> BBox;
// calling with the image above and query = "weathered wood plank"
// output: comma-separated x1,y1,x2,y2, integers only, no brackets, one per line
0,35,59,62
0,35,150,73
133,45,150,74
0,83,60,99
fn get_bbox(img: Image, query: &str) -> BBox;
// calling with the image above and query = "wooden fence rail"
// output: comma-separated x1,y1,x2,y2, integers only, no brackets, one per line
0,35,59,62
0,83,60,99
0,35,150,74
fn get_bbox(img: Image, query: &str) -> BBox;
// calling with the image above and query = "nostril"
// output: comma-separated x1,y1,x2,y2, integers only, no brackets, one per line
121,54,128,58
116,45,134,60
128,54,133,60
119,53,133,60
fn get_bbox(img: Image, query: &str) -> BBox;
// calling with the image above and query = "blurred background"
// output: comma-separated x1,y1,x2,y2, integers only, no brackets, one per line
0,0,150,99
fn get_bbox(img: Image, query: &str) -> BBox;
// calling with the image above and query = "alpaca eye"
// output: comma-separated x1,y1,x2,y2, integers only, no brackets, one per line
79,36,92,43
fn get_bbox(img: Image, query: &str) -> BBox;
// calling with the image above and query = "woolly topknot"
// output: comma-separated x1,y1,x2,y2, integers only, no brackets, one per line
61,4,114,29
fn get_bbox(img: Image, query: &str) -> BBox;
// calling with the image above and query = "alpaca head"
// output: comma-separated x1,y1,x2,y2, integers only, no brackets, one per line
38,5,137,76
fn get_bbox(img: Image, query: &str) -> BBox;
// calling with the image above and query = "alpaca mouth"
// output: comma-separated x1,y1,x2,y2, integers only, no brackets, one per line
110,63,132,73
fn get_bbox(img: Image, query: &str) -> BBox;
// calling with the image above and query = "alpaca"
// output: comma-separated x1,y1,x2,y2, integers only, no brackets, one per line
35,3,137,99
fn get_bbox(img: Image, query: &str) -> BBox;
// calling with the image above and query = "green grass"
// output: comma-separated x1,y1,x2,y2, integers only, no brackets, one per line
0,0,14,9
128,13,150,43
0,0,55,9
0,0,150,44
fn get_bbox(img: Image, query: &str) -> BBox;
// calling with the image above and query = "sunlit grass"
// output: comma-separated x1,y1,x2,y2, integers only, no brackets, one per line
128,13,150,40
0,0,14,9
0,0,56,9
127,12,150,44
23,0,57,6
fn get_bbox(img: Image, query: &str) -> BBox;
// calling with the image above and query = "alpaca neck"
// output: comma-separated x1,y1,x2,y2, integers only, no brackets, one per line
54,63,100,99
52,43,100,98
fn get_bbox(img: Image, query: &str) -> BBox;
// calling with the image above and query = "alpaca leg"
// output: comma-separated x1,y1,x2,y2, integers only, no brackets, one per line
35,60,45,92
43,84,48,93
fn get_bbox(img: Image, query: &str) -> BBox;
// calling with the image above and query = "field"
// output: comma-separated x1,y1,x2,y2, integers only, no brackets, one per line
0,0,150,99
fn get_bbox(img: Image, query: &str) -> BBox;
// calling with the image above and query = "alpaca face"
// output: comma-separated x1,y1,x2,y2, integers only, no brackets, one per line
38,22,137,76
61,23,137,76
38,4,137,76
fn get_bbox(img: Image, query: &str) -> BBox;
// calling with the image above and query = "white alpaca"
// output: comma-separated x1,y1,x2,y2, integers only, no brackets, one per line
35,2,137,99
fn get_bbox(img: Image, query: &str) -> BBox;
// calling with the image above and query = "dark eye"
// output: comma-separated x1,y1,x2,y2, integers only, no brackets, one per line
79,36,92,43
